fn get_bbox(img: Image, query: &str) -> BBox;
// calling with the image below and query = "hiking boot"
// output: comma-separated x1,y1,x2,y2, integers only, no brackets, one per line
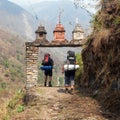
70,88,74,95
48,81,52,87
71,88,73,91
44,82,47,87
65,88,69,93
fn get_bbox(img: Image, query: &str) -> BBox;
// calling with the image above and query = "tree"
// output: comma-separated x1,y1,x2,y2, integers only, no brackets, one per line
74,0,100,16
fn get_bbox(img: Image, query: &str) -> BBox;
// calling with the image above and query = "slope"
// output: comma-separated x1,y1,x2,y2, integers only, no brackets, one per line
0,28,26,119
81,0,120,117
0,0,36,40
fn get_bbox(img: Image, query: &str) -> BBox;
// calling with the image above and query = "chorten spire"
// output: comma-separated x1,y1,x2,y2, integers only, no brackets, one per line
58,10,61,24
76,17,79,24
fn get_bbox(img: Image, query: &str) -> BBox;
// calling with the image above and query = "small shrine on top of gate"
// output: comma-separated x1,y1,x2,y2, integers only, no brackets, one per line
70,18,85,44
35,25,49,44
51,12,68,44
30,12,85,47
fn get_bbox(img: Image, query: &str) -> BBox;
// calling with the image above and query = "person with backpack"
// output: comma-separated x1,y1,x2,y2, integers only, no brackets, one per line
42,53,54,87
62,50,77,94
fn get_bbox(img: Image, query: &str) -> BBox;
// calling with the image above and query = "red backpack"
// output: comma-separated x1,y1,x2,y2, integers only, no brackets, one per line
43,53,53,66
44,54,49,63
44,53,50,63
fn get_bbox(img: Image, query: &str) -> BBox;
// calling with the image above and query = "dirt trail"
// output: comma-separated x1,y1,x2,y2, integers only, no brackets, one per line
11,87,108,120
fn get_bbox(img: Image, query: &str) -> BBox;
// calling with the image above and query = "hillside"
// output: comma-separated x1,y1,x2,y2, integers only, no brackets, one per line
81,0,120,117
0,28,26,118
0,28,25,80
0,0,36,40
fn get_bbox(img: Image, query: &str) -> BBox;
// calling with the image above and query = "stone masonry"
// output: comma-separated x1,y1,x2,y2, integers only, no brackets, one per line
26,43,39,88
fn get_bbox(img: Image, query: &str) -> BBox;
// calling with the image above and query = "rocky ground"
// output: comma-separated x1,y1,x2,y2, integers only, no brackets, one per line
9,86,117,120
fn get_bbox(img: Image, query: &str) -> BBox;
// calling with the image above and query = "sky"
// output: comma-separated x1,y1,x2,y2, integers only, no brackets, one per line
8,0,99,14
9,0,72,6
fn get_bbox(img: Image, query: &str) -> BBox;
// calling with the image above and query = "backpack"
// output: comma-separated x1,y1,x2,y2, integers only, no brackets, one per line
44,53,50,63
43,53,53,66
67,50,76,64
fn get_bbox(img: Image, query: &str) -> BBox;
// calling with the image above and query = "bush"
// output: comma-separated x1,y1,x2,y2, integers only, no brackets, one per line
3,90,25,119
1,59,9,68
16,105,24,113
75,53,83,86
1,82,7,89
0,82,7,92
114,16,120,25
8,90,24,109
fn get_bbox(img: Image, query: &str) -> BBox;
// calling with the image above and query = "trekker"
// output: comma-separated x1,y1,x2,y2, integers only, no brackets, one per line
42,53,54,87
62,50,77,94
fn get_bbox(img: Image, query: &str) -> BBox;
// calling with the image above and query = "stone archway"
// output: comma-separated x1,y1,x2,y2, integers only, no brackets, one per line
25,41,82,89
25,24,84,89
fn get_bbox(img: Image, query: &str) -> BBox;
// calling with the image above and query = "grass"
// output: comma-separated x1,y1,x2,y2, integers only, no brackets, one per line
2,90,25,119
75,53,83,85
8,90,24,109
0,82,7,92
1,59,9,68
114,16,120,25
16,105,24,113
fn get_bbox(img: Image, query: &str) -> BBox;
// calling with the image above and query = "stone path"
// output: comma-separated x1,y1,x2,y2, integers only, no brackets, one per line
11,87,108,120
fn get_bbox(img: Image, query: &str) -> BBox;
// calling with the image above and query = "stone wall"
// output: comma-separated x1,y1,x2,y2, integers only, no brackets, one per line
26,42,39,88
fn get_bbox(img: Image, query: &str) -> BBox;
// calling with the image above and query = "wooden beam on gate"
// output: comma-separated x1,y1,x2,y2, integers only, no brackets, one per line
25,42,83,47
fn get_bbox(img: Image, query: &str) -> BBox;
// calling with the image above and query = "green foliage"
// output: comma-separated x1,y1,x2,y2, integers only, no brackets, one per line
1,82,7,89
90,14,102,30
8,90,24,109
1,58,25,82
16,105,24,113
3,90,25,120
1,59,9,68
113,16,120,25
0,82,7,92
75,53,83,86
